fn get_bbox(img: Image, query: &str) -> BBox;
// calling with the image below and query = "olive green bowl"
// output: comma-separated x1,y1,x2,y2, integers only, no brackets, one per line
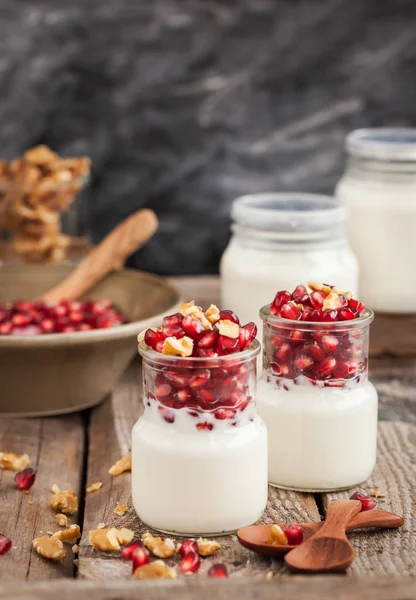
0,264,180,417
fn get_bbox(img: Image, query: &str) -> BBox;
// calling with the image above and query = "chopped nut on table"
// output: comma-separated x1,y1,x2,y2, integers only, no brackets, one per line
86,481,103,493
55,513,68,527
50,489,78,515
72,544,79,554
108,456,131,476
197,538,221,557
369,490,386,499
89,527,134,551
51,484,61,494
132,560,176,580
113,503,128,516
32,535,66,561
0,452,30,471
142,533,176,558
54,524,81,545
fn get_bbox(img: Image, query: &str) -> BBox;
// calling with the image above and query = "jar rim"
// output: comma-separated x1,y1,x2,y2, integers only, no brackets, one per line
138,338,261,366
231,193,345,233
259,305,374,330
346,128,416,162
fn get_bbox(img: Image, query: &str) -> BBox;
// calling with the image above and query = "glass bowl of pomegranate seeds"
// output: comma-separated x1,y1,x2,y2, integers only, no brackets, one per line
257,282,378,492
132,301,268,536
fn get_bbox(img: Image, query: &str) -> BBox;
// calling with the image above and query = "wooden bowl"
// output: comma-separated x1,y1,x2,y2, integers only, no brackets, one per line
0,264,180,416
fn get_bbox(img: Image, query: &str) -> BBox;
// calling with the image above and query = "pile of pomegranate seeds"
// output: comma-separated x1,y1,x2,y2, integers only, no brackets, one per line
350,491,377,512
0,299,127,336
0,534,12,555
15,468,36,491
265,283,368,387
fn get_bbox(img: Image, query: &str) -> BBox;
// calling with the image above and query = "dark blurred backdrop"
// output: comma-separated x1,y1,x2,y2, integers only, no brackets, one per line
0,0,415,274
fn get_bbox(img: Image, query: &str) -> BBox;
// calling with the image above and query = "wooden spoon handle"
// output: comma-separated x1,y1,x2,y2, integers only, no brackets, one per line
346,509,404,531
42,209,158,304
314,499,362,539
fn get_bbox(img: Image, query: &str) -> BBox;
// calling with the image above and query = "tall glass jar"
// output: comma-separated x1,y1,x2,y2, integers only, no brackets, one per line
257,306,378,491
132,340,268,536
336,128,416,313
220,193,358,332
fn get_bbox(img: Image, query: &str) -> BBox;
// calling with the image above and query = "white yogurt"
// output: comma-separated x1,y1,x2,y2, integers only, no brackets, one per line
132,398,268,535
257,378,378,491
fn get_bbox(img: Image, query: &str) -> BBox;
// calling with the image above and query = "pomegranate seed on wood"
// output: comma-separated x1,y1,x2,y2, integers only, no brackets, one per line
179,550,201,574
132,545,151,572
15,468,36,491
208,563,228,578
350,491,377,511
178,539,199,558
0,534,12,555
121,541,145,561
283,524,304,545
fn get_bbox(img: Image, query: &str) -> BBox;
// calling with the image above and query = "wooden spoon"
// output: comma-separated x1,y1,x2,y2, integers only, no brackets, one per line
237,509,404,558
284,499,361,573
42,209,158,305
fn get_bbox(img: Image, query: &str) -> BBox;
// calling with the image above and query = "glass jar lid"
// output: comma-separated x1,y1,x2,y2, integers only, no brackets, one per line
346,128,416,162
231,193,345,234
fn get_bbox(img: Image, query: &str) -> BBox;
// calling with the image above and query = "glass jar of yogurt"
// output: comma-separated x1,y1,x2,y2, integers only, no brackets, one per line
336,128,416,313
132,340,268,535
257,296,378,491
220,193,358,330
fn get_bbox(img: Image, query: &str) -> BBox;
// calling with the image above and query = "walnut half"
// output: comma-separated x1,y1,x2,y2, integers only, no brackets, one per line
33,535,66,561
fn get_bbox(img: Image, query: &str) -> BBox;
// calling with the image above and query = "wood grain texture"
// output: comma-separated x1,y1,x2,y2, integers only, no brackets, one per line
324,421,416,576
0,415,84,580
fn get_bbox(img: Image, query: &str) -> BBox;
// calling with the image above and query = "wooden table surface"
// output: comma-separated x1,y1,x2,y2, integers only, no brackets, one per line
1,277,415,599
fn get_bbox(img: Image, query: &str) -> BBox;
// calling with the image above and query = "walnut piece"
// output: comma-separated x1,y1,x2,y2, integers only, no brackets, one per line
86,481,103,493
322,291,343,311
0,452,30,471
197,538,221,557
89,527,134,551
142,532,176,558
54,524,81,545
33,535,66,560
268,525,288,546
96,522,106,529
132,560,176,580
217,319,239,339
72,544,79,554
179,301,212,330
162,336,193,357
51,483,61,494
307,281,332,295
369,490,385,499
205,304,220,324
109,455,131,476
55,514,68,527
50,489,78,515
114,503,128,516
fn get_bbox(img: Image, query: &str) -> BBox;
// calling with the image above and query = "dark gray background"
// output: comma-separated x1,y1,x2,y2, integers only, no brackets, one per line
0,0,415,274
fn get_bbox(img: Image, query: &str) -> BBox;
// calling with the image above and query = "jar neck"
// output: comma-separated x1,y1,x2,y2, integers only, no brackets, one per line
232,223,348,250
344,155,416,183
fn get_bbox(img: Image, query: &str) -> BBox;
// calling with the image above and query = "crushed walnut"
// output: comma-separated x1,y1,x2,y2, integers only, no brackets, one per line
322,290,343,311
307,281,332,295
86,482,103,493
96,522,106,529
132,560,176,580
268,525,288,546
55,514,68,527
89,527,134,551
162,336,194,357
108,456,131,476
205,304,220,324
197,538,221,557
369,490,386,499
179,301,212,330
113,503,128,517
0,452,30,471
217,319,239,339
142,533,176,558
72,544,79,554
54,524,81,545
50,489,78,515
51,483,61,494
32,535,66,561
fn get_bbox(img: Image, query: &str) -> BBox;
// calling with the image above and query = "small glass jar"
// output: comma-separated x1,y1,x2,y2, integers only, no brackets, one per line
132,340,268,536
336,128,416,313
257,306,378,491
220,193,358,332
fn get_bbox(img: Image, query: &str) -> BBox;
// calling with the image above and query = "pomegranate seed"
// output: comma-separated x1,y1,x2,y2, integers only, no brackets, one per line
189,373,210,389
289,330,305,345
0,322,13,335
239,322,257,350
305,342,325,362
179,550,201,574
53,305,69,318
132,545,150,572
40,318,55,333
155,383,172,401
215,408,236,420
280,303,301,320
219,309,240,324
176,388,191,403
310,291,326,309
0,534,12,555
310,309,324,321
196,422,213,431
294,355,313,371
292,285,309,304
300,306,314,321
321,334,339,353
15,468,36,491
334,360,358,378
322,309,338,322
161,324,185,339
14,300,32,312
162,312,183,327
69,311,84,324
208,563,228,578
198,330,219,349
316,356,336,378
350,491,377,511
197,388,214,405
195,348,217,357
121,541,145,560
218,335,239,354
144,328,166,350
338,307,358,321
178,539,199,558
11,314,29,327
270,290,291,314
164,371,190,388
182,316,205,340
348,298,366,314
283,524,304,545
275,343,292,361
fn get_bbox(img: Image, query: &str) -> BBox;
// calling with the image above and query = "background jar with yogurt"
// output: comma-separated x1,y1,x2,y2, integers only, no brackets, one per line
336,128,416,313
220,193,358,332
132,340,268,536
257,305,378,491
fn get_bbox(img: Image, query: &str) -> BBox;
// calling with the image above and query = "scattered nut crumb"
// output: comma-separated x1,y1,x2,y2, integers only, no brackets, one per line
265,571,273,581
28,499,34,505
323,291,343,311
370,490,385,499
46,531,54,536
114,503,128,516
56,513,68,527
162,336,194,357
50,489,78,515
108,456,131,476
86,481,103,493
97,522,106,529
132,560,176,580
32,535,66,560
197,538,221,557
51,484,61,494
217,319,239,339
0,452,30,471
142,532,176,558
89,527,134,551
54,524,81,545
268,525,288,546
72,544,79,554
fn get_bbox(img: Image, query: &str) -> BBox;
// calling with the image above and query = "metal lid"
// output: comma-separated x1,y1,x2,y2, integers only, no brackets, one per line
346,128,416,162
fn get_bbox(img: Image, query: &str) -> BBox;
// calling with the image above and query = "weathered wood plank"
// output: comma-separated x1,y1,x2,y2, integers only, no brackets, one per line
2,576,416,600
0,415,84,580
324,421,416,576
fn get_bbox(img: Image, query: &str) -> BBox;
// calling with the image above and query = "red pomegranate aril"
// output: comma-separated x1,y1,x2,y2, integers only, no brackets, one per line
280,302,301,320
162,312,183,328
189,376,209,390
322,309,338,322
305,342,325,362
283,524,304,545
68,311,84,324
348,298,366,314
0,534,12,555
63,325,77,333
161,324,185,339
196,422,213,431
275,343,292,361
11,314,29,327
270,290,291,314
15,468,36,491
180,550,201,574
53,305,68,318
164,371,189,388
197,388,214,404
300,306,314,321
310,309,324,322
178,539,199,558
338,307,358,321
40,318,54,333
292,285,309,304
321,334,339,353
316,356,336,378
0,322,13,335
198,330,219,349
239,322,257,350
219,309,240,325
350,491,377,511
294,355,313,371
289,329,305,345
218,335,239,354
177,388,191,403
182,315,206,340
208,563,228,578
155,383,172,400
132,545,151,572
310,291,326,309
14,300,32,313
121,540,145,561
215,408,236,420
144,328,166,350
